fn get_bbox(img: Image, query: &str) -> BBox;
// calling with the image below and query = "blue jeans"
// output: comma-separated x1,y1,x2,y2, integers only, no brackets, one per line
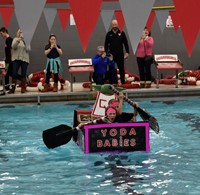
12,60,29,79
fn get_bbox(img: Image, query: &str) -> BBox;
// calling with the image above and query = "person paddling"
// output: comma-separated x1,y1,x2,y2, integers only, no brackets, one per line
108,94,139,122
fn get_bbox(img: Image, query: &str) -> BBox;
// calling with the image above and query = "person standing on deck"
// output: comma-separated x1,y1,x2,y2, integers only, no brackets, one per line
104,19,129,84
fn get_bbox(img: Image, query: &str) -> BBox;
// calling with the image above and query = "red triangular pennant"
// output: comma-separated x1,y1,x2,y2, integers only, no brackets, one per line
57,9,71,31
173,0,200,56
69,0,102,52
146,10,155,30
114,10,125,31
169,10,180,32
0,7,14,28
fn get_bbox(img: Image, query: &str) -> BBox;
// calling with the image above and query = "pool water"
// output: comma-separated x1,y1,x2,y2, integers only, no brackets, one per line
0,98,200,195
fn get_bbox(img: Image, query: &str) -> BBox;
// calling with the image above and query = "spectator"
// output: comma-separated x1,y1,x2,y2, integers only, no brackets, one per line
136,27,154,88
0,27,13,90
9,29,30,93
105,19,129,84
41,34,63,92
92,45,117,85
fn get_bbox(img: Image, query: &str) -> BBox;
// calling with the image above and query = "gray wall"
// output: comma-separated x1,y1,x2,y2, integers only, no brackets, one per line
0,0,199,82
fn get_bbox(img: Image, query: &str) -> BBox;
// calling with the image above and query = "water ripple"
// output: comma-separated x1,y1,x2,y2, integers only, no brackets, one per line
0,101,200,195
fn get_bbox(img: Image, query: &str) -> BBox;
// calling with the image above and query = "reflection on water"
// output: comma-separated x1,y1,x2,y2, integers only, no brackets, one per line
175,113,200,132
94,154,149,195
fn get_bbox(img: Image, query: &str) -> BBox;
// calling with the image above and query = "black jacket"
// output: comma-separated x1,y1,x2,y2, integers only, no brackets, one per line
105,29,129,56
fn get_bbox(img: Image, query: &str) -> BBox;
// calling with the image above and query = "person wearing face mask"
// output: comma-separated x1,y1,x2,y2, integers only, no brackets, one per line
92,45,117,85
136,27,154,88
41,34,63,92
104,19,129,84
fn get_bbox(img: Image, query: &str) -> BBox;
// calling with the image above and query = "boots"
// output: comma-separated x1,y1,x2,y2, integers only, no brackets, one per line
41,83,48,92
21,77,26,93
8,79,17,94
140,81,146,88
145,81,152,88
53,83,58,92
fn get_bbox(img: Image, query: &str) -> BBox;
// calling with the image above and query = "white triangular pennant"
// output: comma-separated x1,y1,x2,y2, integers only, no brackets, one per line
14,0,47,47
119,0,155,54
43,8,57,31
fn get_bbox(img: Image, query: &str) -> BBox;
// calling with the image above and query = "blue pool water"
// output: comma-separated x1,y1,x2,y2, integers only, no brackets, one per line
0,98,200,195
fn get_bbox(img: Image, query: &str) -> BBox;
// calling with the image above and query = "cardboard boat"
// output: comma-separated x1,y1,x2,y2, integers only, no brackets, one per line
73,110,150,154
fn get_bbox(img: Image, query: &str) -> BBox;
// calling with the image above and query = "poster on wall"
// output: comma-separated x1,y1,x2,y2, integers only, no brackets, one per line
166,15,174,28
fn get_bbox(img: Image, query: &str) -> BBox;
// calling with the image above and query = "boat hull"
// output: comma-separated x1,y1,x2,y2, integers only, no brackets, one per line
74,110,150,153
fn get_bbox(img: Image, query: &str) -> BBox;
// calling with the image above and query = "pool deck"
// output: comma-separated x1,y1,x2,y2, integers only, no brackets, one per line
0,83,200,105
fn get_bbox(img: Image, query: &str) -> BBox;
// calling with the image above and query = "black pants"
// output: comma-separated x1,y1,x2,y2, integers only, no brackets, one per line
93,67,118,85
137,57,152,82
5,62,12,85
5,62,22,85
113,54,125,84
45,62,59,84
106,67,118,84
93,73,105,85
12,60,29,83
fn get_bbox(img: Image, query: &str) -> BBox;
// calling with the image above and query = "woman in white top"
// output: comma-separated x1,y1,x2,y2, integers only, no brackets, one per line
9,29,30,93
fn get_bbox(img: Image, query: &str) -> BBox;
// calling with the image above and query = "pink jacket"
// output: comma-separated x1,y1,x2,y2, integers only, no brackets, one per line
136,36,154,57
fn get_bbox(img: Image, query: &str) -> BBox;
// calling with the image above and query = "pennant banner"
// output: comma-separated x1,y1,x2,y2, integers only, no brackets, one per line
173,0,200,57
43,8,57,31
0,7,14,28
169,10,179,32
119,0,155,54
57,9,71,31
114,10,125,32
146,10,155,30
101,10,114,32
0,0,117,4
155,9,169,33
14,0,47,47
69,0,102,52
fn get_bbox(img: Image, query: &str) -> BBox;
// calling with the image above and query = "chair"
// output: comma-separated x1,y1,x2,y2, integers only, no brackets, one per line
68,58,94,92
154,54,183,88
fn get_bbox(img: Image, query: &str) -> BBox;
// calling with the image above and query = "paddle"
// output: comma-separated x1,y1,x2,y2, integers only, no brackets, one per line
109,85,160,134
42,124,74,149
42,117,106,149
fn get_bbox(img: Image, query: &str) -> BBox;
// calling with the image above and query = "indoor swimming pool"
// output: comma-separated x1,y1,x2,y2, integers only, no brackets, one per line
0,98,200,195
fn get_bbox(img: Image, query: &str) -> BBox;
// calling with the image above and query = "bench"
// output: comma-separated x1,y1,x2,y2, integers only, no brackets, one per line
154,54,183,88
0,61,5,95
68,58,94,92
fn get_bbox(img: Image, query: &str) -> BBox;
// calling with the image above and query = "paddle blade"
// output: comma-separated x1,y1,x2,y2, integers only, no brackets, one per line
42,124,73,149
136,107,160,134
